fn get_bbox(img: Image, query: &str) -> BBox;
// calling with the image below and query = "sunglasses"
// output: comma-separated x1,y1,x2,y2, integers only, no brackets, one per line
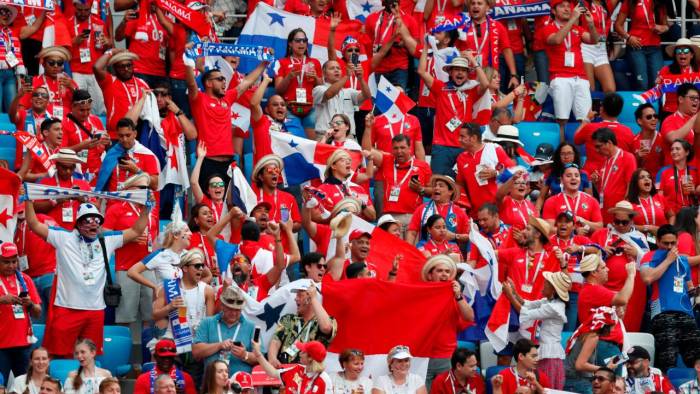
187,263,205,270
0,8,12,16
32,92,49,99
644,113,658,120
81,217,101,224
329,120,346,127
676,47,692,55
208,76,226,82
293,37,308,43
209,181,225,188
224,298,245,305
315,263,328,269
613,219,630,226
73,98,92,105
153,90,169,97
114,62,133,69
265,166,280,175
345,48,360,53
593,375,611,382
46,60,64,67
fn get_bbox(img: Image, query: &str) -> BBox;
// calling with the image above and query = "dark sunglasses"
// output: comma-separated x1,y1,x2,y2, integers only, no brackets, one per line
73,98,92,105
316,263,328,269
644,114,658,120
345,48,360,53
563,163,580,170
0,8,12,16
293,37,308,43
32,92,49,99
153,90,170,97
593,375,611,382
187,263,205,270
224,298,245,305
613,219,630,226
46,60,64,67
209,181,225,187
81,217,101,224
114,62,133,69
208,76,226,82
676,47,692,55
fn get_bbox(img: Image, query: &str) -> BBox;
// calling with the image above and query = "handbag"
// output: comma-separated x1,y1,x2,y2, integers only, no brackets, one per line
99,235,122,307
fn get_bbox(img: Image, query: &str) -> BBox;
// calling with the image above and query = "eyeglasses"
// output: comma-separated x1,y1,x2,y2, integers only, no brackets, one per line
114,62,133,69
81,217,101,224
329,120,346,127
293,37,308,43
613,219,630,226
73,98,92,105
345,48,360,53
187,263,205,270
153,90,169,97
224,298,245,305
32,92,49,99
208,76,226,82
0,8,12,16
265,166,280,175
209,181,225,188
45,60,64,67
644,113,659,120
684,95,700,102
676,47,692,55
315,263,328,269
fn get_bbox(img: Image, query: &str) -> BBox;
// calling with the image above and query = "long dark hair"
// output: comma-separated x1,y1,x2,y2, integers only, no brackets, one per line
422,214,445,241
188,203,209,233
285,28,309,58
73,338,97,390
675,206,699,238
551,142,582,178
627,168,658,204
200,359,228,394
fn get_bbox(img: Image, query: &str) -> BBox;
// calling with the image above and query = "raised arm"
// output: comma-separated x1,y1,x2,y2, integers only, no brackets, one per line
122,204,150,244
307,284,334,334
251,73,272,122
206,207,244,246
24,200,49,240
355,65,372,103
611,262,636,306
417,38,434,89
153,7,174,35
546,8,580,45
236,61,269,98
326,231,346,281
167,98,197,140
191,142,206,203
641,249,676,285
327,13,341,62
185,62,199,103
94,48,126,83
252,341,281,379
19,11,45,39
124,88,148,124
361,114,375,151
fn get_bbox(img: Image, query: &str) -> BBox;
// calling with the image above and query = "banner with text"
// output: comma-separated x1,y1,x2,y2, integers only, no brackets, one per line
164,279,193,354
24,183,148,205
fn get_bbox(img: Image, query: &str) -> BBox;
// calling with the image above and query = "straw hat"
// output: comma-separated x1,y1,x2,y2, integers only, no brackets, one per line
176,248,205,268
377,214,399,227
119,172,151,190
330,197,362,216
421,254,457,281
492,125,524,147
38,46,71,62
324,149,352,178
608,200,637,217
108,51,140,67
430,175,459,202
252,154,283,180
528,216,551,237
330,211,353,238
543,271,572,302
665,37,700,58
49,148,86,164
442,57,471,72
577,253,603,273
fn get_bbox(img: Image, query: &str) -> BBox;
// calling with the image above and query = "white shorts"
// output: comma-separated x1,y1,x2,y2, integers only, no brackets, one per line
581,42,610,67
549,77,592,120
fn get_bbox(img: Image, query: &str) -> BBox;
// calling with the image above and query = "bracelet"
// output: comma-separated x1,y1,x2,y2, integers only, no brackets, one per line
244,352,249,361
388,270,397,276
175,110,184,117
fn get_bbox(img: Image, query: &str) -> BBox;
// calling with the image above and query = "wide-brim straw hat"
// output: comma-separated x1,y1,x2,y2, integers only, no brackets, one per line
430,175,459,202
38,46,71,62
607,200,638,217
666,37,700,58
421,254,457,281
49,148,85,164
543,271,572,302
324,149,352,178
528,216,551,237
108,51,140,67
252,154,283,180
577,253,603,273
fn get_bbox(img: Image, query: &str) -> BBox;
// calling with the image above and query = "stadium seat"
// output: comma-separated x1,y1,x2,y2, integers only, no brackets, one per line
668,367,695,388
96,335,133,377
142,362,156,372
457,340,477,352
617,91,644,124
479,341,498,372
623,121,641,135
564,122,579,145
485,365,508,394
626,332,655,366
517,122,560,156
0,133,16,169
160,220,172,233
103,325,131,339
560,331,573,349
50,359,80,384
31,323,46,351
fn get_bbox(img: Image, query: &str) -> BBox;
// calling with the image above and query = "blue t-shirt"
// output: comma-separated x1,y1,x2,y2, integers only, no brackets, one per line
642,250,694,318
194,313,255,374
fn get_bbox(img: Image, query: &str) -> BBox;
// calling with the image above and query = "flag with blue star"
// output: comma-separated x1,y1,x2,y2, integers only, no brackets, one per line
346,0,381,22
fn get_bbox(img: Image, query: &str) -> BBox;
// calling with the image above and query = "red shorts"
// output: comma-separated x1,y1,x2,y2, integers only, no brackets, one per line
44,305,104,357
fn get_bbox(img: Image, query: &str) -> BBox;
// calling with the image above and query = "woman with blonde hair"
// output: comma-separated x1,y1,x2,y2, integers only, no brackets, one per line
332,349,372,393
98,378,120,394
64,339,112,394
372,346,426,394
252,339,333,392
10,347,50,394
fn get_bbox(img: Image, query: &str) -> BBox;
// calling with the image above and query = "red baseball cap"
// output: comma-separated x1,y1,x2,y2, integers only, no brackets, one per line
550,0,572,8
252,201,273,213
295,341,327,362
0,242,18,258
349,229,371,242
230,371,254,390
154,339,177,357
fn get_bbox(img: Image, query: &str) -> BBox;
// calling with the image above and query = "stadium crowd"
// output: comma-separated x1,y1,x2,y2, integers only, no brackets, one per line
3,0,700,392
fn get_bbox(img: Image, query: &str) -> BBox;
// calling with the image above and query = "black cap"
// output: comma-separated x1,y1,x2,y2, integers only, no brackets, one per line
534,143,554,161
72,89,91,102
626,346,651,361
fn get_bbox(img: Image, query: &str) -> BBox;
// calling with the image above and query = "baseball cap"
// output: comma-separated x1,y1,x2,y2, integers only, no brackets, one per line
626,346,651,361
155,339,177,357
230,371,254,390
252,201,273,213
296,341,327,362
0,242,18,258
388,345,412,360
349,229,371,241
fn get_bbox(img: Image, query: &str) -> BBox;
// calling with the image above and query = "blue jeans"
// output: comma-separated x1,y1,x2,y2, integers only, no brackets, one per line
564,291,579,332
0,69,16,113
0,346,30,383
416,106,435,152
499,53,526,92
374,69,408,91
627,46,664,90
32,273,54,323
430,145,463,179
170,78,191,118
564,377,592,394
533,50,550,83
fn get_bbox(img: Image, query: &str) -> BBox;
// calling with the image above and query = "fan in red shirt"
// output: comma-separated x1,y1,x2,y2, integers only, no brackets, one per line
494,339,551,394
19,47,78,120
659,83,698,166
115,5,169,86
627,168,670,243
655,139,700,215
133,339,197,394
18,117,64,183
10,85,53,170
496,170,537,230
252,340,334,394
632,103,664,180
542,164,603,236
431,349,485,394
317,149,376,221
62,90,110,183
418,214,462,259
590,128,638,224
93,49,150,139
573,93,635,175
543,0,599,142
364,111,425,159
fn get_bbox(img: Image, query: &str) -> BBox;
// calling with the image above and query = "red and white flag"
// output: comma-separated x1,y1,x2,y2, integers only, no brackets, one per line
485,293,511,352
374,76,416,124
0,168,20,243
159,127,189,190
14,131,55,176
472,90,493,126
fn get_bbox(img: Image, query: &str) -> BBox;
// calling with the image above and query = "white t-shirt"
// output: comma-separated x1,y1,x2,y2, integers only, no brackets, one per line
64,373,108,394
143,248,185,284
10,374,40,394
47,228,124,310
373,373,425,394
312,84,361,132
331,372,373,394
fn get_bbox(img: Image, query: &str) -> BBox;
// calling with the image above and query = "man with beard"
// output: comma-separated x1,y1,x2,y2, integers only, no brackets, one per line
312,60,370,137
496,339,550,394
24,200,149,357
623,346,675,393
268,282,336,367
328,230,376,281
134,338,197,394
591,368,616,394
475,203,509,249
662,83,699,165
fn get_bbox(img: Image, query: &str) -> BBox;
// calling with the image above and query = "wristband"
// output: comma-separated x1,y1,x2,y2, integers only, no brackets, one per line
388,270,397,276
175,110,184,117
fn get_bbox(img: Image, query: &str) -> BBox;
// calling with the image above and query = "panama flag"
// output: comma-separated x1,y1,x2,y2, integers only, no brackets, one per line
14,132,55,176
375,76,416,124
0,168,19,243
269,131,362,185
485,293,512,352
237,3,365,73
159,127,189,190
346,0,382,21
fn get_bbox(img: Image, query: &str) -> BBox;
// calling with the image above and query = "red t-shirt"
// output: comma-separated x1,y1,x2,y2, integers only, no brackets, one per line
619,0,661,46
542,192,602,225
0,272,41,349
104,201,160,271
431,370,485,394
574,121,635,175
169,24,188,80
420,239,461,257
678,231,700,284
456,18,511,71
252,116,279,164
371,114,422,154
252,187,301,253
378,154,431,214
106,146,160,192
494,0,525,54
62,115,107,178
15,215,56,278
596,149,638,223
430,79,474,148
68,16,106,74
190,89,241,158
542,23,587,79
656,165,699,214
498,367,551,394
456,144,514,217
133,368,196,394
498,196,537,230
21,75,77,117
660,112,695,165
274,56,322,116
38,176,92,229
498,247,561,301
188,232,219,275
364,9,418,73
632,194,667,228
632,131,665,180
317,181,373,212
280,365,332,394
124,15,168,77
100,74,150,138
577,282,624,345
311,223,332,256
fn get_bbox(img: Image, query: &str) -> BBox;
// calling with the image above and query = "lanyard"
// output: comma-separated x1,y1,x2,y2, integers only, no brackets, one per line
600,148,621,194
511,367,530,388
437,0,447,15
428,239,450,254
524,251,545,285
393,158,414,187
512,198,532,228
19,222,27,255
0,27,14,53
554,21,571,50
563,192,581,216
198,233,213,269
675,166,688,206
640,196,656,226
349,72,358,90
471,20,490,55
592,2,607,35
210,200,222,223
639,0,653,27
374,12,395,46
217,319,242,343
73,117,95,143
0,275,20,296
73,17,92,48
447,371,471,394
291,56,306,85
121,80,140,106
296,319,314,342
385,117,406,138
41,76,61,105
447,92,467,118
259,189,278,211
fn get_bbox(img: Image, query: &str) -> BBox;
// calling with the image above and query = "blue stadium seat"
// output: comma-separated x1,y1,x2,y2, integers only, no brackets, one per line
244,152,253,181
668,367,695,389
142,362,156,372
96,335,132,377
457,340,477,352
0,133,16,169
103,325,131,339
31,323,46,351
160,220,172,233
564,122,579,145
617,91,644,124
561,331,573,349
50,359,80,384
517,122,560,156
485,365,509,394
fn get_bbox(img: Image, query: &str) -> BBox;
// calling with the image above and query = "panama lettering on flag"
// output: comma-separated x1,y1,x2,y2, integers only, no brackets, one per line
164,279,194,354
238,3,366,73
14,131,56,176
24,183,149,205
186,42,275,62
269,131,363,184
374,76,416,123
0,168,20,243
2,0,54,11
346,0,382,21
155,0,210,36
461,0,550,22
